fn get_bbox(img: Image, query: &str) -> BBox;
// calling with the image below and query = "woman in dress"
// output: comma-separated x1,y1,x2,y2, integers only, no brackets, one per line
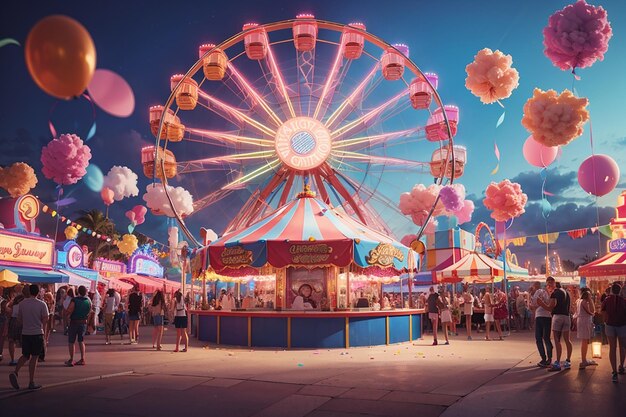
151,290,166,350
462,285,475,340
577,288,597,369
438,289,451,345
173,290,189,352
43,290,55,345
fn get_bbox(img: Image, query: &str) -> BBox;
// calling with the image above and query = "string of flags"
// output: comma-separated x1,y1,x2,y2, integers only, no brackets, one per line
498,224,610,248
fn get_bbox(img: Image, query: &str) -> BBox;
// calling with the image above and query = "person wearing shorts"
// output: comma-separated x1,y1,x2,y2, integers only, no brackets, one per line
482,287,498,340
65,286,91,367
8,284,48,391
542,277,572,372
173,290,188,352
426,287,440,346
128,287,142,344
601,282,626,383
438,290,451,345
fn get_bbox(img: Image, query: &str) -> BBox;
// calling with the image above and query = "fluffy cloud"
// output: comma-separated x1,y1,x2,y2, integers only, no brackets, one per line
103,166,139,201
143,184,194,218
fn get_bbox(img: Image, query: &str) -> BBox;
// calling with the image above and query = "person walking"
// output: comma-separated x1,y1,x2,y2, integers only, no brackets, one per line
601,282,626,383
462,285,475,340
427,287,440,346
438,290,451,345
482,287,502,340
540,277,573,372
173,290,189,352
0,288,12,362
151,290,166,350
7,288,26,366
62,287,74,335
102,289,117,345
43,290,55,345
128,286,142,344
530,281,553,368
577,287,597,370
8,284,48,390
65,285,91,367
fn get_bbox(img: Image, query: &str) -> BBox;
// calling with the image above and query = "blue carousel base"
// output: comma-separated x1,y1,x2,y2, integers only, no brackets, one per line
190,309,423,349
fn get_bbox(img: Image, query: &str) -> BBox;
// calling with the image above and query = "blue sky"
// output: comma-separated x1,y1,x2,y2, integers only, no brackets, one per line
1,0,625,267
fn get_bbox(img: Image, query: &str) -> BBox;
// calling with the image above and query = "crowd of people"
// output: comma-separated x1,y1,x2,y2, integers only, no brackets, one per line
0,283,191,390
423,278,626,383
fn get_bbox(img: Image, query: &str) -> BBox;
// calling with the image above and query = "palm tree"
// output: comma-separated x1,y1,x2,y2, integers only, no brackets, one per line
75,209,118,266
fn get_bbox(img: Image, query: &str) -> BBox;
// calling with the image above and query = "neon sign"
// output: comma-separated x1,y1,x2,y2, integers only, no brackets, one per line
275,117,332,170
0,231,53,267
609,238,626,253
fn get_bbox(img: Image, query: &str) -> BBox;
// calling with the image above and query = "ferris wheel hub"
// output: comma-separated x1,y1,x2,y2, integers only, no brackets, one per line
274,116,332,171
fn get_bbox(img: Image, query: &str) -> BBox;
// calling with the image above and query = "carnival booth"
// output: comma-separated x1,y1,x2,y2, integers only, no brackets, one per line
55,240,103,292
92,258,134,293
579,191,626,296
117,247,180,294
436,251,530,283
194,192,423,348
0,195,70,286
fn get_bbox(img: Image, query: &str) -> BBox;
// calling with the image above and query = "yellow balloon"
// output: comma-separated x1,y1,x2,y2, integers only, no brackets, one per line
64,226,78,240
25,15,96,100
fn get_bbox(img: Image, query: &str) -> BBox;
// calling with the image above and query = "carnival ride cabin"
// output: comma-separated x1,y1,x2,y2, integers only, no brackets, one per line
141,146,177,179
430,145,467,180
293,14,317,52
381,44,408,81
409,72,438,110
242,23,268,60
425,105,459,141
149,105,185,142
170,74,199,111
199,43,228,81
342,22,366,60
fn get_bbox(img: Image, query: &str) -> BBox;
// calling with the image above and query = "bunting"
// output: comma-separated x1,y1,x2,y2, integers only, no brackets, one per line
537,232,560,244
567,228,588,239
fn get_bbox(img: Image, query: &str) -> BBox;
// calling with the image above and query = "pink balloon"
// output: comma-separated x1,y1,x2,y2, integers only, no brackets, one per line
125,209,135,224
523,135,559,168
578,154,620,197
131,205,147,225
87,69,135,117
100,187,114,206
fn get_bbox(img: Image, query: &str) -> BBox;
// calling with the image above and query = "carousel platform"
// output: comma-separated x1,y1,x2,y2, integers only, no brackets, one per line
190,309,424,349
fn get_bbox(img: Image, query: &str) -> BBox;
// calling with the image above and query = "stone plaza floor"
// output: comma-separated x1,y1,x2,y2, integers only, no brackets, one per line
0,325,624,417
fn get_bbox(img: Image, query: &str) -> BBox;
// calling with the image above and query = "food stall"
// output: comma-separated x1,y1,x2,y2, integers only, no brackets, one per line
193,192,423,348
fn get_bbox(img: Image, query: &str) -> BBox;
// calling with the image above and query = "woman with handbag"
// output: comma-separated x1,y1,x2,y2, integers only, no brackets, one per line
173,290,189,352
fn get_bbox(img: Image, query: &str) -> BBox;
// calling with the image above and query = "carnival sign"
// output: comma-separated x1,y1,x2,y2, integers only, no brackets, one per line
609,238,626,253
0,230,53,267
93,258,126,274
268,240,353,268
67,244,84,268
220,246,253,267
274,117,332,171
366,243,404,267
128,252,164,278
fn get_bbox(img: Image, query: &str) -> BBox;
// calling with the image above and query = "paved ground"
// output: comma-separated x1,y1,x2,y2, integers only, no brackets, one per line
0,325,624,417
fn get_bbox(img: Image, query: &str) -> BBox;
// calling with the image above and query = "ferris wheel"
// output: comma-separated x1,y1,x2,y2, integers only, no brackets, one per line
144,15,464,246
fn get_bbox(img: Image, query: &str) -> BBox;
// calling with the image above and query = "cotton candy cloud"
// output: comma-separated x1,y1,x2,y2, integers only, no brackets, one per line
543,0,613,71
40,134,92,185
521,88,589,147
483,180,528,222
455,200,475,225
465,48,519,104
399,183,473,226
103,166,139,201
0,162,38,198
439,185,464,213
143,184,194,217
117,234,138,256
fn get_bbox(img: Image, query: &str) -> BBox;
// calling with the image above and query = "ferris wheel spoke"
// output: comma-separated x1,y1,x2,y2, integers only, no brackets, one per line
227,64,284,128
192,188,235,213
312,42,345,121
330,89,406,140
278,171,296,206
197,90,276,136
178,150,277,175
312,171,331,204
266,44,297,119
222,159,281,190
324,64,379,130
318,163,367,224
296,49,316,117
330,151,429,168
185,127,274,148
332,127,424,151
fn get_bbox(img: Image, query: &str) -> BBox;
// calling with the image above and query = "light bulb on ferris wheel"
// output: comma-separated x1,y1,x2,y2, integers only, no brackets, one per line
144,15,466,245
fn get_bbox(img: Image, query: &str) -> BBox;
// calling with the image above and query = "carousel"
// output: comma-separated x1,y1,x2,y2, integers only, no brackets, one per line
193,184,422,348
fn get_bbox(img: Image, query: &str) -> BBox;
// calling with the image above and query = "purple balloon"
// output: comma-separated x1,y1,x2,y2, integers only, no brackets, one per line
577,154,620,197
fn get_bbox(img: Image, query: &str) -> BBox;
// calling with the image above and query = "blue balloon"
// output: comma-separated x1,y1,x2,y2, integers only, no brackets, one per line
84,164,103,192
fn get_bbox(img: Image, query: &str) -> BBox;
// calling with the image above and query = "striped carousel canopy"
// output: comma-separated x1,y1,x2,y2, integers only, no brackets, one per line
578,252,626,278
437,252,529,283
208,196,416,274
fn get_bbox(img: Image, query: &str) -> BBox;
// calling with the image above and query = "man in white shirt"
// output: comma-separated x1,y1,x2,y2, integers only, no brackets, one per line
530,281,553,368
9,284,49,390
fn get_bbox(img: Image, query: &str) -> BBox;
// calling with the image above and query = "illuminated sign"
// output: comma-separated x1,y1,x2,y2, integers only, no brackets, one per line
93,258,126,274
275,117,332,170
128,253,163,278
0,231,53,267
67,245,84,268
17,195,39,221
366,243,404,267
289,244,333,264
221,246,253,266
609,238,626,253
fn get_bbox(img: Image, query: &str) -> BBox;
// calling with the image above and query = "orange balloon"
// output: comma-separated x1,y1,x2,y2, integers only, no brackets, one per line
25,15,96,100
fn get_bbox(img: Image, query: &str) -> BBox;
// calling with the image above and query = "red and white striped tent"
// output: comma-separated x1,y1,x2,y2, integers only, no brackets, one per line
436,252,529,283
578,252,626,278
